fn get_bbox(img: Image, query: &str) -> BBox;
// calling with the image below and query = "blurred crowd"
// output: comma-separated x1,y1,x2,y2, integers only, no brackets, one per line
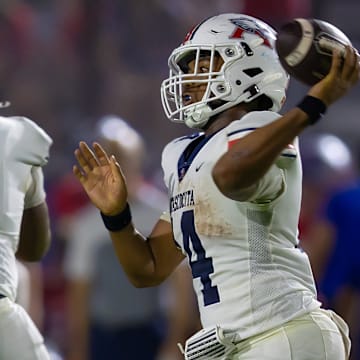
0,0,313,180
2,0,360,359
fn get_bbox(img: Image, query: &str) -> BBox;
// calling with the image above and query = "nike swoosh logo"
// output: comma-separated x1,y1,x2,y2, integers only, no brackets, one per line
195,162,204,172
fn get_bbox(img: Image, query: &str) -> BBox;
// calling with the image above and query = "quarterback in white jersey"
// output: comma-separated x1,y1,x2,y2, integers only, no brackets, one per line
162,111,321,339
0,115,52,359
74,13,359,360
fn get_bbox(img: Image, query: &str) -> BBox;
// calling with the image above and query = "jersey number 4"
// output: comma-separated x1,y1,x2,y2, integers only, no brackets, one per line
181,210,220,306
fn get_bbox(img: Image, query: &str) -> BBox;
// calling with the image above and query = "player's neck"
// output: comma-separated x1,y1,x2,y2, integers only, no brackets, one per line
204,107,248,136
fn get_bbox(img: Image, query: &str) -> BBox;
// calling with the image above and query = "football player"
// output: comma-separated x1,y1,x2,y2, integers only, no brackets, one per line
0,115,52,359
74,13,359,360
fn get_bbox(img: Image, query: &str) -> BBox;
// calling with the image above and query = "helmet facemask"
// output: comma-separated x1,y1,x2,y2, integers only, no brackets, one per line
161,45,246,129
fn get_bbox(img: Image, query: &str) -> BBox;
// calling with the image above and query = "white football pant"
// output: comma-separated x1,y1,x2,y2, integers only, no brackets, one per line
0,297,50,360
232,309,350,360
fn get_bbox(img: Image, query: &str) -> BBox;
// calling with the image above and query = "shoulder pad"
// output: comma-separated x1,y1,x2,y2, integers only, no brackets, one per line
10,116,53,166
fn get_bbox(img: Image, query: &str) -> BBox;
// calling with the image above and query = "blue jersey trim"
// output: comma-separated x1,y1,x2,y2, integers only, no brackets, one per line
177,132,218,182
227,127,257,137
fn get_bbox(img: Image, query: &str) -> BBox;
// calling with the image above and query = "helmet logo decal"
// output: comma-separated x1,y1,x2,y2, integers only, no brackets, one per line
229,18,272,48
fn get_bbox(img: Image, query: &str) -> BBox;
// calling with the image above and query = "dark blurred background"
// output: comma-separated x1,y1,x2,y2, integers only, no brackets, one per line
2,1,359,359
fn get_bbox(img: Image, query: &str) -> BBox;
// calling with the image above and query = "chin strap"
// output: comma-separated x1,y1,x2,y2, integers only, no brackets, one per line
184,103,213,129
182,83,265,129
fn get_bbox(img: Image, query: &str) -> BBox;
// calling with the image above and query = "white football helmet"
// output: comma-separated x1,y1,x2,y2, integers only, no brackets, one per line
161,13,289,129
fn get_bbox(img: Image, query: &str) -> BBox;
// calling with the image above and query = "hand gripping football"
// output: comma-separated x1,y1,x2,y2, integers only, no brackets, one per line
275,18,352,85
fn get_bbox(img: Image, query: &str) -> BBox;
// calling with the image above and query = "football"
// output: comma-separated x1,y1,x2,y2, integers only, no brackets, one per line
275,18,352,85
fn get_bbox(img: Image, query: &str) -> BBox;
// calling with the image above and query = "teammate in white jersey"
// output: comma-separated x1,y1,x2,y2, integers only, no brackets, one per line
0,115,52,359
73,13,359,360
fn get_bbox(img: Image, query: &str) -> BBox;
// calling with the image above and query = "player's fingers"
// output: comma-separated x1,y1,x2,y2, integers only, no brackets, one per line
110,155,125,179
93,142,110,166
74,148,91,174
79,141,100,170
349,50,360,84
329,48,342,76
346,49,360,85
341,46,357,80
73,165,86,183
74,143,98,174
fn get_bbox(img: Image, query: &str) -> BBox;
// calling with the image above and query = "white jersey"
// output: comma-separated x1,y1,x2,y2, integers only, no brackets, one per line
161,111,321,341
0,116,52,301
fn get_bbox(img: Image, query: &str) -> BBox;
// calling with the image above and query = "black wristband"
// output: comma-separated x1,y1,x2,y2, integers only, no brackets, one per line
296,95,327,125
100,203,132,232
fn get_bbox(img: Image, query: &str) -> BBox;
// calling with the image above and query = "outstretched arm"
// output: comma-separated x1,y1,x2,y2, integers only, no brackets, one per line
213,46,360,200
73,142,185,286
